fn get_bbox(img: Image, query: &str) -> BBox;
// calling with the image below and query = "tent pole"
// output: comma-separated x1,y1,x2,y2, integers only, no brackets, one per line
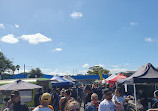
134,84,137,111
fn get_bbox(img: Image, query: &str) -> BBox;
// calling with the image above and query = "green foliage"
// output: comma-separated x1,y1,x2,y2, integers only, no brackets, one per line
11,65,16,74
87,66,110,75
28,68,43,78
0,52,15,75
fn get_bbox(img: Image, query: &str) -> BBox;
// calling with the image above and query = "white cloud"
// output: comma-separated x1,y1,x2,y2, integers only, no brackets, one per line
145,38,153,42
95,64,104,67
111,65,120,68
70,12,83,19
1,34,19,44
20,33,52,45
109,68,128,73
0,24,4,29
15,24,19,28
54,48,62,52
82,64,89,68
0,48,1,52
130,22,138,26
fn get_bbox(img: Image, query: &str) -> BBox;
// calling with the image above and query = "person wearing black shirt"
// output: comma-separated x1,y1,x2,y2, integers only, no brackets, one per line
34,88,43,107
84,85,93,108
137,88,148,110
51,88,59,111
4,90,29,111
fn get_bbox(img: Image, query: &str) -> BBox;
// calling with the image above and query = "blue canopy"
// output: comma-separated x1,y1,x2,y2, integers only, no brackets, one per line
50,75,73,86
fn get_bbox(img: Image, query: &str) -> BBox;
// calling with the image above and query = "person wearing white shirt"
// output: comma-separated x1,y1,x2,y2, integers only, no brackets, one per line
99,88,116,111
112,88,125,111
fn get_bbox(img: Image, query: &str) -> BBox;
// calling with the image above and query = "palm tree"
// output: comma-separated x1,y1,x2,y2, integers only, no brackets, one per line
16,65,20,74
11,66,16,75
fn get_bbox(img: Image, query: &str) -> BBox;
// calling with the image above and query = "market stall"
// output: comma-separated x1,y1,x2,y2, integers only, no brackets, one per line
117,63,158,111
107,73,126,83
0,79,42,104
102,74,117,83
50,75,73,87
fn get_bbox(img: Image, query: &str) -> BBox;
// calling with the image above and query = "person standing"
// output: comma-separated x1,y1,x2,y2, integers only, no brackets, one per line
85,93,100,111
3,90,29,111
152,90,158,108
65,100,80,111
112,88,125,111
84,85,93,105
51,89,59,111
34,88,43,107
33,93,54,111
99,88,116,111
59,89,73,111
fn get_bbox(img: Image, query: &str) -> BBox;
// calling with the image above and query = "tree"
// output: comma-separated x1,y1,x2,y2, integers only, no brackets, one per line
87,66,110,75
28,68,43,78
16,65,20,74
11,66,16,74
0,52,15,75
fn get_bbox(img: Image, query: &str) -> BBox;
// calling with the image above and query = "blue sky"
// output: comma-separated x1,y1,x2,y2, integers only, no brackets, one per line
0,0,158,75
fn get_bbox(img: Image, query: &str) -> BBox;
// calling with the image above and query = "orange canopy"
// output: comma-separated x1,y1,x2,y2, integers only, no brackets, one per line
107,73,126,83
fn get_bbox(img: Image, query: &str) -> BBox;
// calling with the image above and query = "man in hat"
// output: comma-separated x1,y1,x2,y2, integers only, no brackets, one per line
4,90,29,111
99,88,116,111
33,93,54,111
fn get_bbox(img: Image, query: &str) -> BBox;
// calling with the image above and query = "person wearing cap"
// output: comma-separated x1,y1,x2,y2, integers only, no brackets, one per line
33,93,54,111
98,88,116,111
4,90,29,111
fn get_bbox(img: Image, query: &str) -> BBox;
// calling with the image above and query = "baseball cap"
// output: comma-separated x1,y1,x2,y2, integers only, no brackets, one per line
41,93,51,102
10,90,20,98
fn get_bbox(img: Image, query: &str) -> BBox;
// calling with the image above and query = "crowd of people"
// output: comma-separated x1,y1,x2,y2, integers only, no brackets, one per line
1,83,158,111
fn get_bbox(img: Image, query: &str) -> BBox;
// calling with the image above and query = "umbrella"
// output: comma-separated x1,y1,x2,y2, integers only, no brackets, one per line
0,79,42,90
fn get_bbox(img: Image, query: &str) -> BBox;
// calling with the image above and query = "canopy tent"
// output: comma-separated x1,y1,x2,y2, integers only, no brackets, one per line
117,63,158,111
107,73,126,83
63,75,77,82
63,75,80,84
50,75,73,86
117,63,158,84
102,74,117,83
0,79,42,90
